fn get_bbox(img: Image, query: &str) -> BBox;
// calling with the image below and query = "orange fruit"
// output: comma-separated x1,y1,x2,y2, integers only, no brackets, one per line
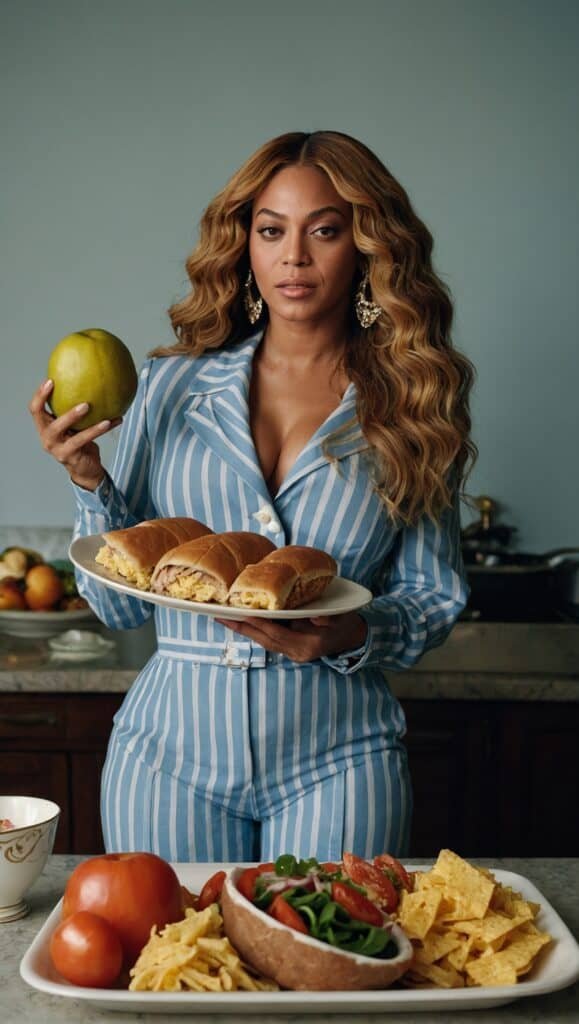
24,565,64,611
47,329,138,430
0,580,27,610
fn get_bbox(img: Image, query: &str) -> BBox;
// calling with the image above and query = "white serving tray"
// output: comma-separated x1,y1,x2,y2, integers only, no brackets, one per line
19,863,579,1015
69,535,373,620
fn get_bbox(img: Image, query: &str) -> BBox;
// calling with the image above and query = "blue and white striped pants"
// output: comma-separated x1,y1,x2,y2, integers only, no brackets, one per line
100,640,413,862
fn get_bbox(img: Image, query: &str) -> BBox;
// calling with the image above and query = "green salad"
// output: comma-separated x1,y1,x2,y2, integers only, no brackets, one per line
247,854,400,959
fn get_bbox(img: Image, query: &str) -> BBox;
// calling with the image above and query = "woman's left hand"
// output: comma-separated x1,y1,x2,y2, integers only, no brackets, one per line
214,611,368,664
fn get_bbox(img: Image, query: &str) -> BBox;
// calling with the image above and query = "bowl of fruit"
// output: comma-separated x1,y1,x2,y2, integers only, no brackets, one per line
0,547,97,638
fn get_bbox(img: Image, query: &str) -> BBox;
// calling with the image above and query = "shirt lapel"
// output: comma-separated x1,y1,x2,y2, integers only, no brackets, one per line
183,327,370,504
183,329,270,501
273,383,370,501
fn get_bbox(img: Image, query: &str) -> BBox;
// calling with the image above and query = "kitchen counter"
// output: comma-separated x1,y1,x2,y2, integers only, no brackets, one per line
4,856,578,1023
0,621,577,701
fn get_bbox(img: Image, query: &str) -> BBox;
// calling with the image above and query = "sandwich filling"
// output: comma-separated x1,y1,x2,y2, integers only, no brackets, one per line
228,574,332,611
152,565,227,604
95,545,152,591
229,590,280,611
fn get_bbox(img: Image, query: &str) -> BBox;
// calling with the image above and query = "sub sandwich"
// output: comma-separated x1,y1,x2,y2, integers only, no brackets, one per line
227,545,337,610
95,517,213,590
150,531,276,604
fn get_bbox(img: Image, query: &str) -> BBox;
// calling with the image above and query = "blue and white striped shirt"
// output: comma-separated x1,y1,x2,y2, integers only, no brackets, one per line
71,325,468,829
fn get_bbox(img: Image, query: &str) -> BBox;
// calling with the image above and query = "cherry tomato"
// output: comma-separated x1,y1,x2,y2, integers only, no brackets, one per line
62,852,184,965
237,867,262,901
268,894,309,934
197,870,226,910
342,851,399,913
373,853,413,892
320,862,342,873
50,910,123,988
236,863,276,901
331,881,384,927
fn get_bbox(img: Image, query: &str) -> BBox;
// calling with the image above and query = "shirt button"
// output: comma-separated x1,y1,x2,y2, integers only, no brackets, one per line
223,641,239,665
253,506,273,525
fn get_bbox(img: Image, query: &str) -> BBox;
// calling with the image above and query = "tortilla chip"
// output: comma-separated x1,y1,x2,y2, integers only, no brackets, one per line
398,888,442,940
394,850,553,990
414,929,463,965
466,956,518,987
445,935,475,971
447,911,530,951
433,850,495,920
409,960,465,988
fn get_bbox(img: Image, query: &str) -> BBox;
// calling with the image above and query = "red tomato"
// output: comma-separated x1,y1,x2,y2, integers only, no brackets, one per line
321,862,342,873
197,870,226,910
342,852,399,913
236,863,276,902
268,894,309,934
373,853,413,892
62,852,183,965
331,881,384,927
50,911,123,988
237,867,262,901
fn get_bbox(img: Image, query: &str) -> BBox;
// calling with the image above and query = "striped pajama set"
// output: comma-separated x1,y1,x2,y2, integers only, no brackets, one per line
72,326,468,864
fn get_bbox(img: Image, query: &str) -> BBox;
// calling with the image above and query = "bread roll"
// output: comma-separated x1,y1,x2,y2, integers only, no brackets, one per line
150,531,276,604
95,517,213,590
228,545,337,610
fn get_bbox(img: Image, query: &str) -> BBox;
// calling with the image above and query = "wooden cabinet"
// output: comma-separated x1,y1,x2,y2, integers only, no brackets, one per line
403,702,491,858
0,751,71,850
402,699,579,858
0,692,123,854
496,703,579,856
1,691,578,856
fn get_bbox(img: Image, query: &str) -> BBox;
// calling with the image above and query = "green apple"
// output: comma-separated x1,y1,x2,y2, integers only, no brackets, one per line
47,328,138,430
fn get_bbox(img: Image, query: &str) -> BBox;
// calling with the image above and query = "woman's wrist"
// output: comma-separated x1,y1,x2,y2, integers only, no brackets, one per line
337,613,368,655
350,613,369,649
70,468,106,492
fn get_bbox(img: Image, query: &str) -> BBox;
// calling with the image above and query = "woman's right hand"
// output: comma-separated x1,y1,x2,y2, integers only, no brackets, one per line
28,379,121,492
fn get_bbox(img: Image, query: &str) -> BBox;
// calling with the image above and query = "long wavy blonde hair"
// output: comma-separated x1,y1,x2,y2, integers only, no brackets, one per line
151,130,477,526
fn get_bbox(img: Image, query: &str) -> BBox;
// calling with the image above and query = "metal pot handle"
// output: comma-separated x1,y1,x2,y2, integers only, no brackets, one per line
542,547,579,567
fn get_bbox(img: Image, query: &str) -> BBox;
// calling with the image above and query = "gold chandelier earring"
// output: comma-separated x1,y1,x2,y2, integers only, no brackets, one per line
244,269,263,324
355,270,383,327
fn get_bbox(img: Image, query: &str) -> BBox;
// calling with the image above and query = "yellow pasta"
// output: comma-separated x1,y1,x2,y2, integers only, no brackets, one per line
129,904,279,993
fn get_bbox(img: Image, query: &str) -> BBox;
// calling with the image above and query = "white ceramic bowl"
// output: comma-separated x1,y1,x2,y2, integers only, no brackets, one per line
0,796,60,921
0,608,97,640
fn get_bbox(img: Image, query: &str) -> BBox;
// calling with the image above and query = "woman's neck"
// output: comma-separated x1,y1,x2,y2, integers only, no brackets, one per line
260,315,350,373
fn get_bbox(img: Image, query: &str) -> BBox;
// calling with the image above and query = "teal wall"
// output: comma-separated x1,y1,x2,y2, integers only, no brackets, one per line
2,0,577,551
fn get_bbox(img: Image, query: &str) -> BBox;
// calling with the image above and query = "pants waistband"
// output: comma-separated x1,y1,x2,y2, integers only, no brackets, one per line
156,636,269,668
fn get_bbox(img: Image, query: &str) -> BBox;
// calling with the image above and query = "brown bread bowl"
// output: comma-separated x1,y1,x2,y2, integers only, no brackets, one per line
220,867,414,991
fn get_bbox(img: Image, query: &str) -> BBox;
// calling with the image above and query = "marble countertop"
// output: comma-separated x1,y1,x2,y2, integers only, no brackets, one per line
4,856,578,1024
0,621,577,701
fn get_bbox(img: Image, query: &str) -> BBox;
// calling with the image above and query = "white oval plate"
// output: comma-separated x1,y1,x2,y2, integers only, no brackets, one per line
0,607,98,639
19,864,579,1013
69,535,373,620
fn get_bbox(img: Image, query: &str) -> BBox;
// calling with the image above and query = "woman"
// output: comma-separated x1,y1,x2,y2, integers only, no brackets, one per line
29,130,476,863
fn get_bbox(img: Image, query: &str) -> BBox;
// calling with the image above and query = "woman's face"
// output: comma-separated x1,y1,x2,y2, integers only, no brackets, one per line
248,164,359,328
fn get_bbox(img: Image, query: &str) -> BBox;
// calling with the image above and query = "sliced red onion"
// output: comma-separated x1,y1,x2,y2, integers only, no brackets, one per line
312,873,333,893
262,875,316,895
